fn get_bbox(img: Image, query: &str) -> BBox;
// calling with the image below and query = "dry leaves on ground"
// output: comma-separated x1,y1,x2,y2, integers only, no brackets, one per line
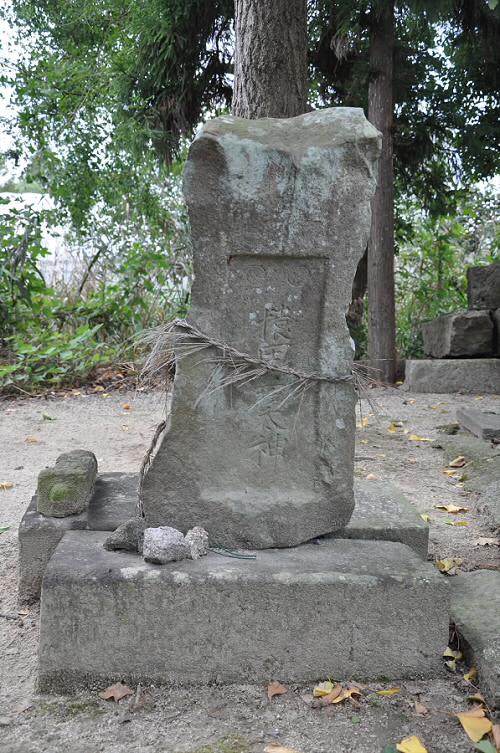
420,514,431,523
463,667,477,682
264,745,300,753
25,435,40,444
408,434,433,442
98,682,134,702
267,681,287,700
435,504,468,514
435,557,463,574
396,735,428,753
456,706,493,743
449,456,467,468
0,482,14,490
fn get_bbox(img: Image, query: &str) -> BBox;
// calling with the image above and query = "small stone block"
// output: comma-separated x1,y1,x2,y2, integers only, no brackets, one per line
456,408,500,442
103,517,147,553
37,450,98,517
422,311,493,358
450,570,500,708
143,526,190,564
38,531,449,692
404,359,500,394
467,263,500,310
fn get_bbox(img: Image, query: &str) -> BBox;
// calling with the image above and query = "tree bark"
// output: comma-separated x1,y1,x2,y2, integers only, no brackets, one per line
232,0,308,118
367,1,396,384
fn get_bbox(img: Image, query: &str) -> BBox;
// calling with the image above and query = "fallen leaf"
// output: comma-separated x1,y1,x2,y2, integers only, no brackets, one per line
93,385,105,392
474,740,497,753
366,473,379,481
267,681,288,700
492,724,500,750
449,456,467,468
446,659,458,671
122,403,131,411
0,526,10,534
377,688,401,696
443,469,459,477
0,483,14,491
467,693,486,705
475,396,484,400
408,434,432,442
443,647,463,660
264,745,300,753
42,413,56,421
435,504,468,513
464,667,478,682
436,557,463,573
475,537,499,547
313,680,334,697
71,390,81,396
315,684,344,705
396,735,428,753
360,439,368,444
99,682,134,702
357,417,370,429
445,520,469,527
388,422,403,433
17,609,29,616
404,399,416,405
420,514,431,523
331,686,362,704
25,436,40,444
414,701,428,716
101,393,111,398
456,707,492,743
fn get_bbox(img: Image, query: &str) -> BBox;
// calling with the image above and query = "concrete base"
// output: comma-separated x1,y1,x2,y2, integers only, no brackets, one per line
39,532,448,692
19,474,428,603
405,358,500,394
456,407,500,442
450,570,500,708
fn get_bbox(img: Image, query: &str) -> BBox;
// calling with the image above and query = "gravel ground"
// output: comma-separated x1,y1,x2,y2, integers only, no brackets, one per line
0,386,498,753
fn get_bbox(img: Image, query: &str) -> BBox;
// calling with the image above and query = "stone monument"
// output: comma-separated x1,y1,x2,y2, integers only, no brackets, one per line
19,108,449,691
141,109,379,548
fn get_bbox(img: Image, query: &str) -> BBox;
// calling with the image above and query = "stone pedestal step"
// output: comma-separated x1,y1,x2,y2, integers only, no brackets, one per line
404,359,500,394
38,532,448,692
456,407,500,442
19,475,428,604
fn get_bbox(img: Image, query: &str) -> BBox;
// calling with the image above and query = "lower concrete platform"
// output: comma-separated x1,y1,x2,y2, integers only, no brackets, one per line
39,532,448,692
405,358,500,394
456,407,500,442
19,474,428,603
450,570,500,708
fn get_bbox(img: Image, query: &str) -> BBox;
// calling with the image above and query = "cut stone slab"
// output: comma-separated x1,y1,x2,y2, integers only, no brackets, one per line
18,472,137,603
404,359,500,394
467,263,500,310
38,531,448,692
422,311,493,358
19,472,429,603
450,570,500,708
37,450,97,517
479,481,500,532
456,407,500,442
331,479,429,558
141,108,382,549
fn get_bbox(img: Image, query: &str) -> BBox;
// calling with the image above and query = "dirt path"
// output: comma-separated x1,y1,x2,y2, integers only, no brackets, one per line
0,387,498,753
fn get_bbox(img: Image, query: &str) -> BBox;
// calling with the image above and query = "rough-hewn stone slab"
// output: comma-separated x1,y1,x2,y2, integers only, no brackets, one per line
37,450,97,517
467,263,500,310
404,359,500,394
456,407,500,442
18,472,137,603
422,311,493,358
450,570,500,708
332,479,428,557
38,532,448,691
141,109,381,549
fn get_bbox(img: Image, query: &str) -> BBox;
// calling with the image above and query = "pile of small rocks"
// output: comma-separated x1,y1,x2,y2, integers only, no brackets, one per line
103,517,209,564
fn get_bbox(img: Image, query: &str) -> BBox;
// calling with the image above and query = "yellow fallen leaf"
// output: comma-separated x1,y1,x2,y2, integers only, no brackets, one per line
264,746,300,753
492,724,500,751
25,435,40,444
445,520,468,527
331,686,362,704
449,455,467,468
408,434,432,442
267,681,288,700
446,659,458,671
0,482,14,491
466,693,486,704
321,684,344,704
313,680,334,697
435,504,468,513
474,395,484,400
456,707,493,743
377,688,401,696
357,417,370,429
396,735,428,753
443,469,458,477
366,473,379,481
360,439,368,445
388,422,399,433
436,557,463,573
464,667,477,682
443,647,463,660
93,385,105,392
420,514,431,523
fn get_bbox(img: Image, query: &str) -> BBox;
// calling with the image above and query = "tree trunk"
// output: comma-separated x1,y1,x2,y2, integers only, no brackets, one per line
232,0,308,118
367,1,396,384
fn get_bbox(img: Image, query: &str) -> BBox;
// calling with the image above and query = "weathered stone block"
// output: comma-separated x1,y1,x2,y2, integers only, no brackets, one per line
493,308,500,355
103,517,146,553
141,108,381,549
456,407,500,442
467,263,500,310
450,570,500,708
404,359,500,394
422,311,493,358
37,450,97,517
38,532,448,692
19,472,137,603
